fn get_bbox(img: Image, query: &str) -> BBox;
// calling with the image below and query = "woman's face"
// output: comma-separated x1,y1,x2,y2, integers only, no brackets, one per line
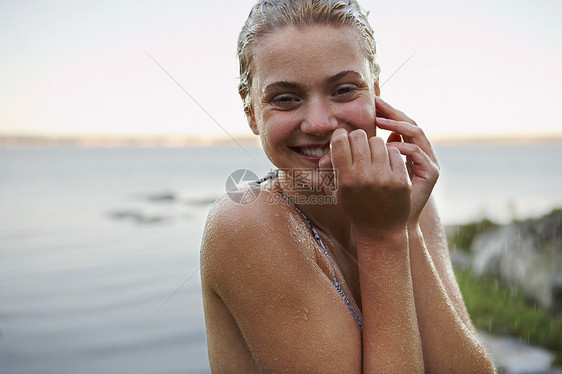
246,24,378,170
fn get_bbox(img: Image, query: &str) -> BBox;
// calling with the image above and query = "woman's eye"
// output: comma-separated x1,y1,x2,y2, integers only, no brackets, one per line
333,85,358,97
272,95,300,107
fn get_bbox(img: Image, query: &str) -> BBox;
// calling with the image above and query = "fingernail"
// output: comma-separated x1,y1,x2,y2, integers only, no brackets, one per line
319,153,332,167
332,128,348,137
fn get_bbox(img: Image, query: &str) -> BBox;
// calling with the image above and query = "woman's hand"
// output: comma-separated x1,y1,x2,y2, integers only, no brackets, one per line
374,96,440,224
320,127,412,235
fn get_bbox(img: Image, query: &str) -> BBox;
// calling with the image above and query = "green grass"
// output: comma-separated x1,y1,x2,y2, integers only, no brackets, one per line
455,267,562,365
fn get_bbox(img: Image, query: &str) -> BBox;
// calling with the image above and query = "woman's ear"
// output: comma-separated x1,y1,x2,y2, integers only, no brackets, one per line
240,91,259,135
245,105,259,135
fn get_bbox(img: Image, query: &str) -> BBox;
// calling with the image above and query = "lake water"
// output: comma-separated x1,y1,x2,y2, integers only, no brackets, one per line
0,144,561,373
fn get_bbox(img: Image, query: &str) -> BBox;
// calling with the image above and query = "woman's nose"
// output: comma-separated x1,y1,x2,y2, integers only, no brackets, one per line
300,98,338,135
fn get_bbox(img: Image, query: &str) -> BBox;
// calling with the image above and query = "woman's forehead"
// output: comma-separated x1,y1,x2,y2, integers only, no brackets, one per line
250,25,371,88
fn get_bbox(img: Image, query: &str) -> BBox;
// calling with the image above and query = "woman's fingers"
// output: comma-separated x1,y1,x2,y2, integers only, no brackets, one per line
349,130,371,167
376,117,438,165
326,130,414,229
318,153,332,169
375,96,416,124
388,142,439,221
387,146,409,183
369,136,390,168
375,96,438,166
327,129,416,188
376,117,424,141
329,128,352,172
387,142,439,181
331,129,389,170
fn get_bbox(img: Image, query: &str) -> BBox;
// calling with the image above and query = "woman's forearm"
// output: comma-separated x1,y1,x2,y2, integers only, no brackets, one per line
408,223,495,373
356,228,424,373
418,196,475,332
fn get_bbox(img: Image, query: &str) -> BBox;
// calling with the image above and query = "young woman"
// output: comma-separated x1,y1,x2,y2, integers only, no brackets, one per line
201,0,494,372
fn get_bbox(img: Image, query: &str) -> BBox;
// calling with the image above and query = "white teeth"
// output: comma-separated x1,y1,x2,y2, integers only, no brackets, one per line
300,147,328,158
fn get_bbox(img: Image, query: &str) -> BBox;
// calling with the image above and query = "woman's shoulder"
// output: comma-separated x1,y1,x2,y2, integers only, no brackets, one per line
200,188,318,288
202,187,290,242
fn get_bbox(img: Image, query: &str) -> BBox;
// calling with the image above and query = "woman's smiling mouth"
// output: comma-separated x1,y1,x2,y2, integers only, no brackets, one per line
293,145,330,158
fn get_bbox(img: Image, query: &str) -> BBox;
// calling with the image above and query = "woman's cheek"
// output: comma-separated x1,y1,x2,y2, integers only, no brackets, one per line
260,113,296,148
341,100,376,134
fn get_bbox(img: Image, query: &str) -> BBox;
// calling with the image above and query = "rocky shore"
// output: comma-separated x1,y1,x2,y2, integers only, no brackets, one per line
478,331,562,374
448,209,562,372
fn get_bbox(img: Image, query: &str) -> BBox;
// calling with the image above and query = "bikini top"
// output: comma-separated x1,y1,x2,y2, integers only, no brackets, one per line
256,170,363,330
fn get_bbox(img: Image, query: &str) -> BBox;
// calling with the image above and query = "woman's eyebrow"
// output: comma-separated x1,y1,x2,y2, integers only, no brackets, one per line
263,70,365,94
263,81,301,94
326,70,364,85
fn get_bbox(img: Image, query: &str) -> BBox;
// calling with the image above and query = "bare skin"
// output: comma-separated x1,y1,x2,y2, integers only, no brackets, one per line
201,25,494,373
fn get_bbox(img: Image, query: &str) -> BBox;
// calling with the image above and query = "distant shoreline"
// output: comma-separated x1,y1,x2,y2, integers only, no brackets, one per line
0,134,561,148
0,135,261,149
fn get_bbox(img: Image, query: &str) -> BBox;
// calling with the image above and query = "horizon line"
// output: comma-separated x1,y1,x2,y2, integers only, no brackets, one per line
0,133,561,148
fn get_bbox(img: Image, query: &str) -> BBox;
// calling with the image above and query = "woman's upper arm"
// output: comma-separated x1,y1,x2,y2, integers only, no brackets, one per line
201,197,361,373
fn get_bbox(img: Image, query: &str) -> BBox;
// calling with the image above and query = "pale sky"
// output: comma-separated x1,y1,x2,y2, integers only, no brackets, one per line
1,0,561,140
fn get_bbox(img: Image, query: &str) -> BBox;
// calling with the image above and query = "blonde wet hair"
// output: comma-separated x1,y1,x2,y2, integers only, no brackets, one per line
237,0,380,110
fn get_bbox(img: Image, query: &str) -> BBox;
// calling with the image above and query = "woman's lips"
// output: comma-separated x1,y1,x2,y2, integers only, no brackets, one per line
292,142,330,159
294,146,329,158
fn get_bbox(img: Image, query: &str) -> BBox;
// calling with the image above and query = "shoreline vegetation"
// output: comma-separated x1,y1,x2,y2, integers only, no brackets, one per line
456,267,562,367
1,134,561,148
449,209,562,368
